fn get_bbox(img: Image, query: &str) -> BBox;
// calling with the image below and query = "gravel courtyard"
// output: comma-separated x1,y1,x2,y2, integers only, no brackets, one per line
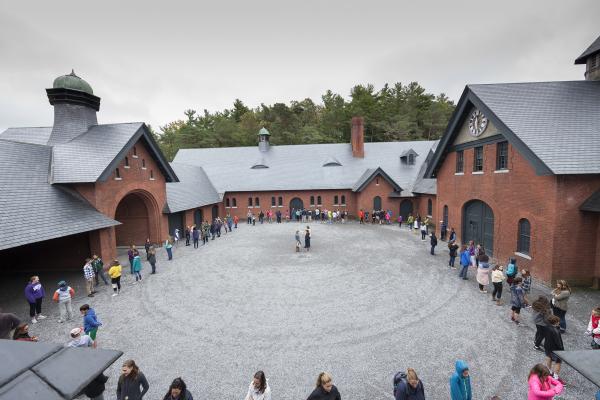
2,222,599,399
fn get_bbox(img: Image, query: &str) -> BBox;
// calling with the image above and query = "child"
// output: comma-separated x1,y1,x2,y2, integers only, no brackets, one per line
532,296,551,351
491,265,505,305
12,323,38,341
527,363,563,399
80,304,102,348
510,277,527,325
544,315,564,382
586,306,600,349
108,260,122,296
505,258,517,286
521,269,532,305
459,245,470,280
448,240,459,269
295,231,301,252
132,253,142,283
52,280,74,323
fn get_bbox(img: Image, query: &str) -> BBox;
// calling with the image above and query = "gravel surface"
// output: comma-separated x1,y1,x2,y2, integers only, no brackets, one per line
1,222,598,399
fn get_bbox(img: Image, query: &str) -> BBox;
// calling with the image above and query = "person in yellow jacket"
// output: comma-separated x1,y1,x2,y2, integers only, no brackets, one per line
108,260,122,297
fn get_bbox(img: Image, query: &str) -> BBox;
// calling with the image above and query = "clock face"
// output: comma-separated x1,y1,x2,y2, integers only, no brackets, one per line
468,109,488,137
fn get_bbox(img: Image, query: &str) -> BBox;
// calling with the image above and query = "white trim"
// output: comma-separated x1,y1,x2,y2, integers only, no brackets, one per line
114,177,122,181
494,169,509,174
515,251,531,260
142,167,147,170
132,155,139,159
149,177,155,181
454,172,464,176
472,171,484,175
254,205,260,208
278,205,283,208
124,165,130,169
232,206,238,209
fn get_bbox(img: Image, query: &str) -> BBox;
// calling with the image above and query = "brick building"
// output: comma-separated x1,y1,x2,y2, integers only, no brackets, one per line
426,34,600,286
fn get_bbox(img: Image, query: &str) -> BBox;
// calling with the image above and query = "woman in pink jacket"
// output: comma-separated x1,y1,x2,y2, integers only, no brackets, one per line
527,364,563,400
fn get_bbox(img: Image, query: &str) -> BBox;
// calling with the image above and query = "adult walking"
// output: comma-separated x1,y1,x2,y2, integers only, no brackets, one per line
429,232,437,255
52,280,74,323
163,377,193,400
394,368,425,400
476,251,490,293
244,370,271,400
306,372,341,400
304,226,311,252
449,360,471,400
25,275,46,323
532,296,551,351
148,246,157,274
116,360,149,400
551,280,570,333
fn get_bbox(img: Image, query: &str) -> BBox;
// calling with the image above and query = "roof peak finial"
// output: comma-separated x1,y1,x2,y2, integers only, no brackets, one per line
69,69,77,77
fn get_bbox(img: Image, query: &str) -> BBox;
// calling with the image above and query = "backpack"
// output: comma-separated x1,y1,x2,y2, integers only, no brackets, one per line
506,262,516,277
393,371,408,397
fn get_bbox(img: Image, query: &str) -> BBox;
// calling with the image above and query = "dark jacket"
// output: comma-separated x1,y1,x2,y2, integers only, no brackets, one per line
84,373,108,397
163,389,194,400
448,243,459,257
117,372,149,400
306,385,341,400
395,380,425,400
544,325,564,353
430,234,438,246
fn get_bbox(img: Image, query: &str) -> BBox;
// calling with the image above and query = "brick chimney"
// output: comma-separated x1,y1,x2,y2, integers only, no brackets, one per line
351,116,365,158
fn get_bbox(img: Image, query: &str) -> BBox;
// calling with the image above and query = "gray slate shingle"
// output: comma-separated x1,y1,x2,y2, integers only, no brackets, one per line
166,163,221,213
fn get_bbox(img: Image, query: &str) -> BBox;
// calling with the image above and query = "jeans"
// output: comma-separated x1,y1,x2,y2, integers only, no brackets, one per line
29,298,43,317
95,270,109,285
459,265,469,279
430,245,435,255
134,271,142,281
421,231,426,240
166,247,173,260
129,259,134,274
552,306,567,331
150,262,156,274
58,299,73,322
449,255,456,267
492,282,503,299
193,239,199,248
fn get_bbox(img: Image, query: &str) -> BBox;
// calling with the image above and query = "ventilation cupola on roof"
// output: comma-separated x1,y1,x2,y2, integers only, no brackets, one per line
575,34,600,81
258,127,270,152
322,156,342,167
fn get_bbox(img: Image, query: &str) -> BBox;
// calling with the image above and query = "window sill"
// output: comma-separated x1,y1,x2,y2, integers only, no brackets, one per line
124,166,130,169
472,171,484,175
278,205,283,208
132,155,139,159
515,252,531,260
454,172,464,176
149,178,155,181
494,169,509,174
254,206,260,208
142,167,147,170
114,177,122,181
232,207,237,209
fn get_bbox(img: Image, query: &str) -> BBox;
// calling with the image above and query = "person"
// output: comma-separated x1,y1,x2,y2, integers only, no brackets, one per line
551,280,570,333
174,228,180,246
66,327,93,348
459,245,470,280
505,258,517,286
117,360,150,400
83,259,95,297
532,296,552,351
448,241,459,269
449,360,471,400
165,237,174,260
306,372,341,400
12,323,38,341
84,372,109,400
510,277,527,325
0,311,21,339
397,215,403,228
92,255,109,286
295,230,301,252
144,238,152,260
244,370,271,400
132,252,143,283
491,265,505,305
108,260,122,296
185,226,191,246
202,222,210,245
467,241,476,268
430,232,437,255
148,246,157,274
544,315,564,382
476,251,490,293
128,245,139,274
234,215,239,228
53,280,74,322
80,304,102,348
25,275,46,323
163,377,193,400
394,368,425,400
304,226,311,251
420,222,427,240
585,306,600,349
440,221,447,241
192,227,200,249
527,363,563,400
449,228,456,243
522,269,532,305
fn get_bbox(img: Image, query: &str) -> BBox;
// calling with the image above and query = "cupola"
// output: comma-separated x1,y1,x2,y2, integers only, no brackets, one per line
258,127,270,152
575,34,600,81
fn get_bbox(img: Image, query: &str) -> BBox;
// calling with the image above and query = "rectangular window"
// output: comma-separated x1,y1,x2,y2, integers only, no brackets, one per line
142,159,146,169
310,196,315,206
124,156,130,168
496,141,508,170
278,196,283,207
317,196,322,206
248,197,253,207
271,196,276,207
473,147,483,172
334,195,339,205
341,195,346,205
456,150,464,173
115,168,121,179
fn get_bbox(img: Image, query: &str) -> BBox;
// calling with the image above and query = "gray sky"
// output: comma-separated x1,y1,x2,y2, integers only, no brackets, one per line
1,0,598,133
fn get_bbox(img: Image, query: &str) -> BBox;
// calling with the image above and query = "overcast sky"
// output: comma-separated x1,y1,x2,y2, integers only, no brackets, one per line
0,1,598,133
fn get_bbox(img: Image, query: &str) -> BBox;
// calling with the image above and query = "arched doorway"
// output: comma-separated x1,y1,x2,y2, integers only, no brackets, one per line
373,196,382,210
400,199,413,219
194,209,203,225
289,197,303,211
115,192,151,247
211,205,219,220
462,200,494,255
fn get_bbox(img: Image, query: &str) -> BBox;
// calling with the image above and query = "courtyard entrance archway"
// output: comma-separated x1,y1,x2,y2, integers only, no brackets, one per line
115,191,159,246
462,200,494,255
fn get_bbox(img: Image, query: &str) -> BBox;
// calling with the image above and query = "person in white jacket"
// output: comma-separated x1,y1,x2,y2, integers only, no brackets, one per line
244,371,271,400
586,307,600,349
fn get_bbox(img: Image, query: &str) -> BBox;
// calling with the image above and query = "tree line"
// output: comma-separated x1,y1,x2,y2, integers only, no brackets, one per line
155,82,455,161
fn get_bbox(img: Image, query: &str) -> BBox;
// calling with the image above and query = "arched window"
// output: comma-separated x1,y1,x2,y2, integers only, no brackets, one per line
150,170,154,180
317,196,322,206
271,196,276,207
278,196,282,206
115,168,121,179
232,198,237,207
124,156,129,167
248,197,253,207
341,195,346,205
133,146,137,157
142,159,146,169
255,197,260,207
517,219,531,255
225,198,230,207
427,199,433,216
334,195,339,205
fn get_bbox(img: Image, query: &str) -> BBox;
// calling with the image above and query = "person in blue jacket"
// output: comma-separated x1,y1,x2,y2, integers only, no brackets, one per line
458,245,470,280
449,360,471,400
80,303,102,348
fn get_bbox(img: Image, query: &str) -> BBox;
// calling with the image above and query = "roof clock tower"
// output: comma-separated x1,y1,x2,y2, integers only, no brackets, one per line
258,127,270,152
575,34,600,81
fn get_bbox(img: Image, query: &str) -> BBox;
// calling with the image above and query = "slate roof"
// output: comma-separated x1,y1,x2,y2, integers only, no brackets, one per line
580,190,600,212
575,34,600,64
165,163,221,213
0,339,122,400
0,139,120,250
351,167,402,192
173,141,437,195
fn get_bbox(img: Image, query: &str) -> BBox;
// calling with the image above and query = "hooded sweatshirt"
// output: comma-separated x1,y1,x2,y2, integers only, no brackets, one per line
83,308,102,333
449,360,471,400
53,286,74,303
25,281,45,304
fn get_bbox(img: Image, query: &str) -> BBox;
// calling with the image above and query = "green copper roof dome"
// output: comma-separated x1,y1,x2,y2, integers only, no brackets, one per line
52,70,94,95
258,127,271,136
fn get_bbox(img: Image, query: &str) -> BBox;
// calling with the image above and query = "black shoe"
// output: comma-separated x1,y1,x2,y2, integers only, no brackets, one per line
533,345,542,351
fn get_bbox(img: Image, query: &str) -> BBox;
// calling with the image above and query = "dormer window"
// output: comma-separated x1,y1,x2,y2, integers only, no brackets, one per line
400,149,418,166
408,154,415,165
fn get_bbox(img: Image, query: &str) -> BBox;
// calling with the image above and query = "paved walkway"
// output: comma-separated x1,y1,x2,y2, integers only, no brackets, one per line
1,222,598,399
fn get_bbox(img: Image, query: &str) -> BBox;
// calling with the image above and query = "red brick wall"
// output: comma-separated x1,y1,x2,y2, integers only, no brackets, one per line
414,195,437,225
355,176,399,214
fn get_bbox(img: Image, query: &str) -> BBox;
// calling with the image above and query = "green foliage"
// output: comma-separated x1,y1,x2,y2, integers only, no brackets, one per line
156,82,455,161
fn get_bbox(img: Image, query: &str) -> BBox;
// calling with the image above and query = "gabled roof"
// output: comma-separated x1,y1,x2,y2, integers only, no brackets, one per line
352,167,402,192
575,34,600,64
580,190,600,212
426,81,600,177
0,139,120,250
165,163,221,213
400,148,418,158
